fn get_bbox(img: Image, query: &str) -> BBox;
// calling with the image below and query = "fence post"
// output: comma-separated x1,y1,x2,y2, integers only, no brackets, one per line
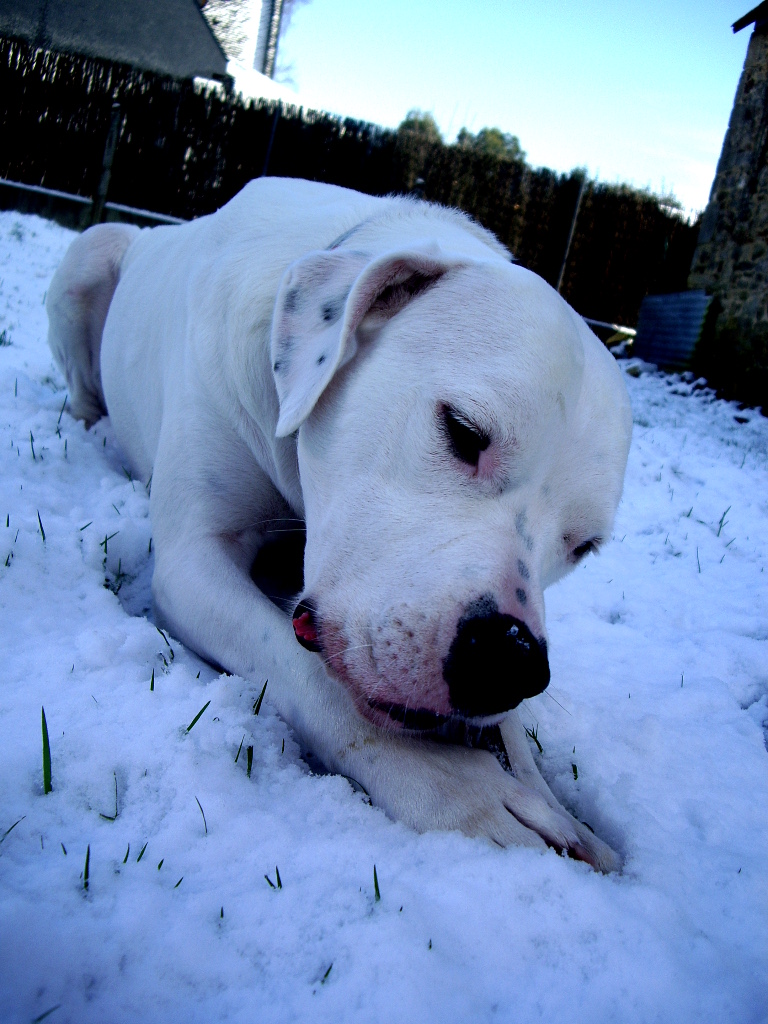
261,105,281,177
557,172,588,294
90,102,122,225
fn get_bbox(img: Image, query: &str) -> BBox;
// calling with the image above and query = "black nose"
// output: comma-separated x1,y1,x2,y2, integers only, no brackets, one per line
442,610,549,717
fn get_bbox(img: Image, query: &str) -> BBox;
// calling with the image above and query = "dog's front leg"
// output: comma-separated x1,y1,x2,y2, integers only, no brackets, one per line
499,711,562,807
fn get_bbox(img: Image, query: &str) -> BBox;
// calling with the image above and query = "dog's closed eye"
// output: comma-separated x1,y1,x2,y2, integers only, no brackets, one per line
442,405,490,468
572,537,602,561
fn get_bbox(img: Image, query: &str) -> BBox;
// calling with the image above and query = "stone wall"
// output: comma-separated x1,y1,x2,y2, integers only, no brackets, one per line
688,24,768,409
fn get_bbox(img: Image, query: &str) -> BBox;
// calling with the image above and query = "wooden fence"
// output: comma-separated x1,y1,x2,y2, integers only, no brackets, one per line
0,37,699,327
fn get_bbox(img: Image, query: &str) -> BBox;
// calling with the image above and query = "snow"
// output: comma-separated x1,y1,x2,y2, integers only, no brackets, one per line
0,210,766,1024
225,61,302,107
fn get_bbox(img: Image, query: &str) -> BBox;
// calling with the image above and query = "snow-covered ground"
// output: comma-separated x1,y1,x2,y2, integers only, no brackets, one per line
0,210,766,1024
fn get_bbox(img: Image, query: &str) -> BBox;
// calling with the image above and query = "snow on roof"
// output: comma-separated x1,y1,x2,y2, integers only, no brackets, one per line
226,59,304,107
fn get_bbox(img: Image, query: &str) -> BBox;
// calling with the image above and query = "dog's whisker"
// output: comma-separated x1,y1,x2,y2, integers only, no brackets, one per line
543,689,571,715
320,642,374,667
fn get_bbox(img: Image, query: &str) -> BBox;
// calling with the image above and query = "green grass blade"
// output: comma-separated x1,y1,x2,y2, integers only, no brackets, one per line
31,1004,62,1023
41,707,52,793
246,745,253,778
83,844,90,890
195,796,208,835
156,626,174,660
99,773,118,821
1,815,26,843
136,841,148,862
373,864,380,902
524,724,543,754
186,700,211,732
234,735,244,763
253,679,268,715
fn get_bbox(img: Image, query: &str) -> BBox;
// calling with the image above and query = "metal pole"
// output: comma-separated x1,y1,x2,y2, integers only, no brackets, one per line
557,173,588,294
90,102,122,226
261,105,281,177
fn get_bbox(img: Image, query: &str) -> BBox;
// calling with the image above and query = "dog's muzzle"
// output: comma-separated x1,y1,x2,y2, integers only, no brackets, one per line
442,609,550,717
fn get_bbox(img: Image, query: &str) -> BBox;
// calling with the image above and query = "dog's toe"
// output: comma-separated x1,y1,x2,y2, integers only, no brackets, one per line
477,807,549,851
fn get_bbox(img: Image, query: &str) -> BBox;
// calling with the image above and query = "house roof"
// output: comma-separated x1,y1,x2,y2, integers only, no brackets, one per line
732,1,768,33
0,0,228,80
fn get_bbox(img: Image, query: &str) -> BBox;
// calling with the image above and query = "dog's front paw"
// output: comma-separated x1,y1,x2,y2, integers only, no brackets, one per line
498,778,622,874
350,740,621,872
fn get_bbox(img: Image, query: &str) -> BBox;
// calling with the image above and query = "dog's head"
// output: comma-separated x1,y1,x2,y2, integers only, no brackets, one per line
271,244,632,731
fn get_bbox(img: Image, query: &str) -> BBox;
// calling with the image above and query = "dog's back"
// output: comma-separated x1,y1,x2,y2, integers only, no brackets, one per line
46,222,140,426
46,181,500,434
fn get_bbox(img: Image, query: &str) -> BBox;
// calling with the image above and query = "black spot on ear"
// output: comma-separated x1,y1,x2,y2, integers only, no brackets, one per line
517,559,530,580
321,298,343,324
284,287,301,313
273,361,282,373
316,353,326,365
516,588,528,606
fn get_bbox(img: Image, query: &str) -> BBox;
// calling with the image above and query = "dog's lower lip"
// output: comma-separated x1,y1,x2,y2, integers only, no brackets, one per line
368,698,515,732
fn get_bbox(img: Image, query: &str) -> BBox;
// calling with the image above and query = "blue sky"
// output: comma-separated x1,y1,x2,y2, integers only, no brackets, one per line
270,0,753,215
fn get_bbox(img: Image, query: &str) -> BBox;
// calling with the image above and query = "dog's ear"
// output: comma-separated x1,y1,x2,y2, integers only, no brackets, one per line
271,247,462,436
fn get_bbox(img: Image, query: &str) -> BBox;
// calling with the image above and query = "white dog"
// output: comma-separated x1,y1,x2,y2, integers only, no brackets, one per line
47,178,631,871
